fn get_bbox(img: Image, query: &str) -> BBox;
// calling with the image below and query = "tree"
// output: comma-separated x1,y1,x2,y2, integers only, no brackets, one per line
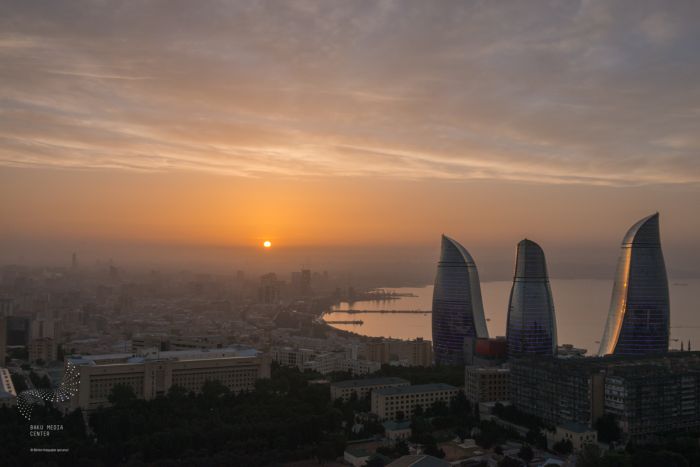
429,399,449,417
518,444,534,464
413,404,424,417
395,441,409,456
595,413,621,444
108,383,137,405
577,444,603,467
365,456,387,467
552,438,573,455
418,434,445,459
498,456,524,467
631,450,688,467
201,379,230,400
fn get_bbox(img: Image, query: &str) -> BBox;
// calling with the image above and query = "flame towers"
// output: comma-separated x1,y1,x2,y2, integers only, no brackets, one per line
432,235,489,365
598,213,670,356
506,239,557,356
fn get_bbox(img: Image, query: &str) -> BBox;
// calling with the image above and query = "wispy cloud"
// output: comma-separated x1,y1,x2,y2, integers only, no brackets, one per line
0,0,699,186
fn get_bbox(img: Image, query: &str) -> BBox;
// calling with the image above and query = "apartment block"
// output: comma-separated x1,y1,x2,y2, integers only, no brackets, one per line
330,377,409,402
464,366,510,404
371,383,458,420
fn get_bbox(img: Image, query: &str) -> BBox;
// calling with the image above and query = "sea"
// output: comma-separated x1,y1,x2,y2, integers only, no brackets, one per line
323,279,700,355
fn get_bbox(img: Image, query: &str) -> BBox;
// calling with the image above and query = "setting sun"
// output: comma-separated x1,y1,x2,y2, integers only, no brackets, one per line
263,240,272,248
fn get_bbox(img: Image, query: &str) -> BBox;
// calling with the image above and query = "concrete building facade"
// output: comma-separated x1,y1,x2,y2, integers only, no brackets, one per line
371,383,458,420
67,347,270,411
330,377,410,402
464,366,510,404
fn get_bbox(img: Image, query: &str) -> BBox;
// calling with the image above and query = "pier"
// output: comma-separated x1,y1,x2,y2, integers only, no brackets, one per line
326,309,431,314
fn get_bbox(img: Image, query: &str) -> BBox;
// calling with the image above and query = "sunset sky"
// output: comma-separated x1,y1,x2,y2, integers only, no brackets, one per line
1,1,699,280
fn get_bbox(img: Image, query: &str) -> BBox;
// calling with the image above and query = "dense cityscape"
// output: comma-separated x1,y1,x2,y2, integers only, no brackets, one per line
0,212,698,466
2,1,700,466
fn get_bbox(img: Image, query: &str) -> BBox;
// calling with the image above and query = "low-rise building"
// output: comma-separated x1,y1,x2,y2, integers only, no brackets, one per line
344,446,371,467
365,338,433,367
387,455,450,467
271,346,316,370
304,351,381,376
371,383,458,420
464,366,510,404
67,346,270,411
383,420,412,442
546,422,597,452
330,377,410,401
0,367,17,407
464,336,508,367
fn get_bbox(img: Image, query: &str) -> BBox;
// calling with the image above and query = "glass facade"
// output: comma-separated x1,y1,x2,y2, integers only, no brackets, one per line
598,213,669,356
506,239,557,356
432,235,489,365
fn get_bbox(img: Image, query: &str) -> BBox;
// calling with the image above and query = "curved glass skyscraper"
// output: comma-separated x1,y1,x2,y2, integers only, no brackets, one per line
432,235,489,365
598,213,669,356
506,239,557,356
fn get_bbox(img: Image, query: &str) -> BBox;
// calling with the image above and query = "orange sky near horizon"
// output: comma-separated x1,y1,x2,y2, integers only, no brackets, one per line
1,1,699,277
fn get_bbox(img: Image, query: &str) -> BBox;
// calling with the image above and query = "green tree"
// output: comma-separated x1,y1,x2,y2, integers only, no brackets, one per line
518,444,534,463
108,383,137,405
498,456,524,467
595,413,621,444
577,444,603,467
553,438,573,455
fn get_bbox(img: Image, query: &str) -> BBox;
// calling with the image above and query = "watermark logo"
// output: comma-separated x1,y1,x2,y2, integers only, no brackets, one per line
17,361,80,420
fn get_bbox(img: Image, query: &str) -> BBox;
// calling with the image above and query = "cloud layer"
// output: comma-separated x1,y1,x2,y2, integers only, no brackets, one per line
1,0,699,185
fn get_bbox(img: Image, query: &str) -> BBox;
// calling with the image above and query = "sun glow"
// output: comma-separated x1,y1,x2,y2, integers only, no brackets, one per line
263,240,272,248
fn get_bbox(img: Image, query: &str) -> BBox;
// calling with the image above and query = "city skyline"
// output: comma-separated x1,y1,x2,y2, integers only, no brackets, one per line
2,2,700,464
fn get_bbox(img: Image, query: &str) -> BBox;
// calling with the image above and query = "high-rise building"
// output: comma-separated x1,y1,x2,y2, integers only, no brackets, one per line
511,352,700,441
599,213,669,356
300,269,312,296
0,317,6,366
258,273,281,304
506,239,557,356
431,235,489,365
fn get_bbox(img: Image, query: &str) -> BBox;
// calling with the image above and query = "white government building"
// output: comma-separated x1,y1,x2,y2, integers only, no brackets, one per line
67,346,270,410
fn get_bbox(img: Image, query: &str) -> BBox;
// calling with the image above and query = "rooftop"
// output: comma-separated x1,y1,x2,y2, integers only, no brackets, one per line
387,454,450,467
332,377,409,389
383,420,411,431
67,345,259,366
375,383,457,396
